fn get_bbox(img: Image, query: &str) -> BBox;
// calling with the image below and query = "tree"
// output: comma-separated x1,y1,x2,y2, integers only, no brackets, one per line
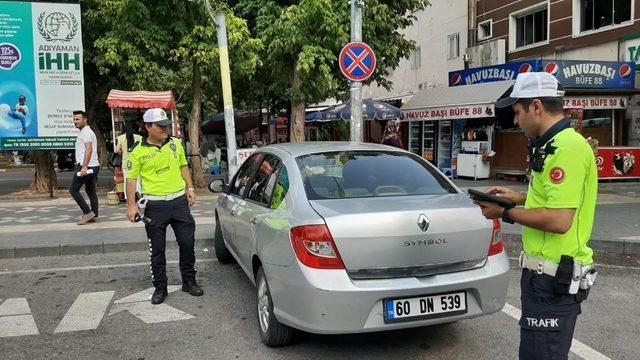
239,0,430,142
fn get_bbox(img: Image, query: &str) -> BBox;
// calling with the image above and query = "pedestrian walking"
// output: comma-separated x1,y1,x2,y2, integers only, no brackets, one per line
125,108,203,305
381,119,403,148
70,110,100,224
474,72,598,360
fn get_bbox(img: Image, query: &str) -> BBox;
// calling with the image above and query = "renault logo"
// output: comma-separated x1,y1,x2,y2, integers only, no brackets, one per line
417,214,430,232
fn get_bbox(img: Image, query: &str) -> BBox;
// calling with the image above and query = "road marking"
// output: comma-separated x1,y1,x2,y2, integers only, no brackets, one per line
0,258,217,275
0,298,39,337
109,302,195,324
114,285,181,304
54,291,115,333
502,303,611,360
109,286,195,324
620,236,640,241
0,298,31,316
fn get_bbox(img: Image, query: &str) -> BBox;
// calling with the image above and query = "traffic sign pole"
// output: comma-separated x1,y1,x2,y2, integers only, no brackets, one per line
350,0,363,142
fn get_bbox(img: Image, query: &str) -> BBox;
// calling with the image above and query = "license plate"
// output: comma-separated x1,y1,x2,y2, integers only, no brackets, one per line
383,291,467,323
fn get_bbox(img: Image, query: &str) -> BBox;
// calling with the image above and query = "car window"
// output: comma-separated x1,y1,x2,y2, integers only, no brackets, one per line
230,153,262,197
247,154,280,205
270,165,289,209
296,151,456,200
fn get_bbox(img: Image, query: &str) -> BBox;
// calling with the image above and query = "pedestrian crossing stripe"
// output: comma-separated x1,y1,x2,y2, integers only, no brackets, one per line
0,287,195,337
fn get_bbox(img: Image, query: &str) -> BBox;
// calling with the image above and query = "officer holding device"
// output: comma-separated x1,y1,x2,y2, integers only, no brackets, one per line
473,72,598,360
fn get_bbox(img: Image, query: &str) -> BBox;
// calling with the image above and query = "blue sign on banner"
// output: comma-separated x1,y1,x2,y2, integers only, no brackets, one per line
540,60,635,88
449,59,635,89
448,60,539,87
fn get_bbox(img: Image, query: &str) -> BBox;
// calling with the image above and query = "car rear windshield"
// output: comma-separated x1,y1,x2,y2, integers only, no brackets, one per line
296,151,456,200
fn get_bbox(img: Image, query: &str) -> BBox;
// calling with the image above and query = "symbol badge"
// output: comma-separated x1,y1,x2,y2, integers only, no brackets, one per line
417,214,430,232
549,167,565,184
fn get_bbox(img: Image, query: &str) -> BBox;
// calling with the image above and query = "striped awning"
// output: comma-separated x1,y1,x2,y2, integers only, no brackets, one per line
106,90,176,109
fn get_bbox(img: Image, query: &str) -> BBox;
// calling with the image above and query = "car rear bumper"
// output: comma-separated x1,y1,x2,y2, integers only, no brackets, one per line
265,251,510,334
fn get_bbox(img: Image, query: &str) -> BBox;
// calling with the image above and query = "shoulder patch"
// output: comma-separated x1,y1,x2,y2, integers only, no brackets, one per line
549,167,565,184
126,160,132,170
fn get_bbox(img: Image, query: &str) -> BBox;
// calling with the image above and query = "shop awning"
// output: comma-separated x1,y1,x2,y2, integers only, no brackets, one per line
106,90,176,109
402,81,514,121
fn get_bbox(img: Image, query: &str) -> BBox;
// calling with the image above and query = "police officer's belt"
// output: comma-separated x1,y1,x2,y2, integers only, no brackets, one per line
519,252,594,276
144,189,185,201
519,252,559,276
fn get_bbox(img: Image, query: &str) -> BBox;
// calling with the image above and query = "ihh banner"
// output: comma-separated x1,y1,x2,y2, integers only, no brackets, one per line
0,1,84,150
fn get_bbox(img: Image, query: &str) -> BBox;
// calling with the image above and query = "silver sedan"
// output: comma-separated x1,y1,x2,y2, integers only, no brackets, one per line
209,142,510,346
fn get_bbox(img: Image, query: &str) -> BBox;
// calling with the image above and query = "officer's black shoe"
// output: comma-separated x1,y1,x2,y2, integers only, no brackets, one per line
182,280,204,296
151,287,168,305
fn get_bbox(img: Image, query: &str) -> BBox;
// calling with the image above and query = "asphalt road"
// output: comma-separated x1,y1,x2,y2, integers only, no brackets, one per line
1,248,638,360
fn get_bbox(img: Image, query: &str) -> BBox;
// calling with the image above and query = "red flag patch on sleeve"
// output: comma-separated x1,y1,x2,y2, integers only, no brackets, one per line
549,167,565,184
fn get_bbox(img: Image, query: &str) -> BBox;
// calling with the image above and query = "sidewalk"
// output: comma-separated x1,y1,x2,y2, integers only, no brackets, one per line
0,179,638,259
0,190,219,259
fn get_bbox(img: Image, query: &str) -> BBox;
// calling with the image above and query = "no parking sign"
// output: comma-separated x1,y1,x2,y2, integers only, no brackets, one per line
339,42,376,82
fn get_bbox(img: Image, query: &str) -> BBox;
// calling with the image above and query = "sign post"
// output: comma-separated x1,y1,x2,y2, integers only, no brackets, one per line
345,0,374,143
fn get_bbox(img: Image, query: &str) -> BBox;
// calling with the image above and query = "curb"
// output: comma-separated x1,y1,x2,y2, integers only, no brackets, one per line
0,237,214,259
502,232,639,256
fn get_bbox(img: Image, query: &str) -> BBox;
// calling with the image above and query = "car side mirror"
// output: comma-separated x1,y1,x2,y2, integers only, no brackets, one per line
208,179,225,193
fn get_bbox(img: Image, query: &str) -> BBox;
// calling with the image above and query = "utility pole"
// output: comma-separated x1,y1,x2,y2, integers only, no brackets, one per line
349,0,364,143
204,1,238,178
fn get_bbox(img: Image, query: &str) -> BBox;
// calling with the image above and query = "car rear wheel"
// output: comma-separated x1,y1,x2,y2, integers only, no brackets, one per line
256,267,293,346
214,214,234,264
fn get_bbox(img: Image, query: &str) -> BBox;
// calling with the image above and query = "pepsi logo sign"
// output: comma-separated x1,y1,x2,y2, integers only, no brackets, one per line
620,64,632,79
450,73,462,86
519,63,532,73
545,62,559,76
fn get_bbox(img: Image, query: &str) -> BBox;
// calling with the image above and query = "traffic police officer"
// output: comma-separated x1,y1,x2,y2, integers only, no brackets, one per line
126,108,203,304
475,72,597,360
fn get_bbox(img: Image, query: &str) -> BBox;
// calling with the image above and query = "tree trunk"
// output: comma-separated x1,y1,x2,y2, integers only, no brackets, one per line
30,151,57,192
189,63,206,188
290,65,306,143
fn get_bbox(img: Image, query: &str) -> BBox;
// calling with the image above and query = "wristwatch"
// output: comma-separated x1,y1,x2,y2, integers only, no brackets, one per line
187,187,195,192
502,207,515,224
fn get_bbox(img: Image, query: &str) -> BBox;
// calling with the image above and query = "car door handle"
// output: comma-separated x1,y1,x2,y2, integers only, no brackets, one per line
250,217,258,225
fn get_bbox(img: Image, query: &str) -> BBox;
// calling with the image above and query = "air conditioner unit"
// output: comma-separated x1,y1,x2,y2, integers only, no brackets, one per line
465,39,506,68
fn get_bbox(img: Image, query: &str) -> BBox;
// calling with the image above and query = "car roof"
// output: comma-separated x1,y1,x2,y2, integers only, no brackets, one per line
259,141,407,158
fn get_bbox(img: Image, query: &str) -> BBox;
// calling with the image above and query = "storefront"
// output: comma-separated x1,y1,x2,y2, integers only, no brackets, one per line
439,59,638,180
401,81,515,179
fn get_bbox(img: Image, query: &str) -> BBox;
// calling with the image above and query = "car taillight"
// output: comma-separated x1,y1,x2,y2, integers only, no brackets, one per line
488,219,504,256
290,225,345,269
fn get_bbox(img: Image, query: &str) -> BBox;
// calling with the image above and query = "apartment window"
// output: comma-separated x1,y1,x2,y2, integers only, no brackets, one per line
478,20,492,41
411,46,421,70
516,8,548,48
448,33,460,59
581,0,632,31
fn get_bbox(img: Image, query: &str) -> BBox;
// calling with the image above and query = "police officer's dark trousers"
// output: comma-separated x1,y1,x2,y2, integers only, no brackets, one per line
519,269,589,360
144,195,196,289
